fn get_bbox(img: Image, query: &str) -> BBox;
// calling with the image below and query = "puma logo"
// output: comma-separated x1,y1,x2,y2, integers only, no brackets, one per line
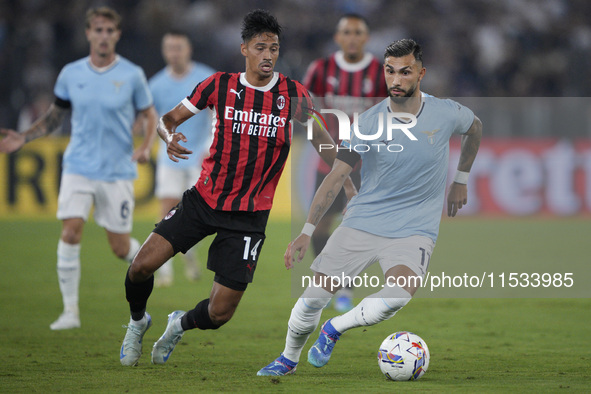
230,88,243,99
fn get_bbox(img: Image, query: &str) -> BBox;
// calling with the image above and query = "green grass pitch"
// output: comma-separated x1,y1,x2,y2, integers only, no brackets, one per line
0,217,590,392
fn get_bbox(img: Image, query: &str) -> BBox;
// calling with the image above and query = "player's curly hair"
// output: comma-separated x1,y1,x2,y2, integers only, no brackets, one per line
241,9,282,43
384,39,423,64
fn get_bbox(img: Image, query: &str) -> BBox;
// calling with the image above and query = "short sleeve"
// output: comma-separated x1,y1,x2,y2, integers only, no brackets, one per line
185,73,218,112
133,67,153,111
451,99,475,135
54,67,69,102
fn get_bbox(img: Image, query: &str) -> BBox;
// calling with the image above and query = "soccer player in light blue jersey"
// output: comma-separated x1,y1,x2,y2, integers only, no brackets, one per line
0,7,157,330
148,31,215,287
258,38,482,376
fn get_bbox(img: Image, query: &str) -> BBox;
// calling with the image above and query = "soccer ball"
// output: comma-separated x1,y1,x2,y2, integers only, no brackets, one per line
377,331,430,381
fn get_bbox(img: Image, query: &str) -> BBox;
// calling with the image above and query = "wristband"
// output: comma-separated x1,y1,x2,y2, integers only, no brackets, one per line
453,171,470,184
301,223,316,237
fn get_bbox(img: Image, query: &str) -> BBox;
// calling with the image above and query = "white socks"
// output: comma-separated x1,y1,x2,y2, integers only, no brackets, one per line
57,240,81,314
124,237,141,264
331,286,411,333
282,287,332,363
280,284,412,363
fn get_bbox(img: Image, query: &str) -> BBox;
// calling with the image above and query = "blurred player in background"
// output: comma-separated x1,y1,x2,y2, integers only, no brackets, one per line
119,9,355,367
0,7,157,330
302,14,388,312
148,30,215,287
258,38,482,376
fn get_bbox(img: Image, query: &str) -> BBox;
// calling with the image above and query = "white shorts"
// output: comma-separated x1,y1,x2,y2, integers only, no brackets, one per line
155,165,201,199
57,173,134,233
310,226,435,279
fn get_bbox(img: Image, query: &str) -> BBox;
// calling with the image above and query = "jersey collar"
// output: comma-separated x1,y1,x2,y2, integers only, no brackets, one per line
387,92,426,122
167,61,195,80
87,55,120,73
240,72,278,92
334,50,373,73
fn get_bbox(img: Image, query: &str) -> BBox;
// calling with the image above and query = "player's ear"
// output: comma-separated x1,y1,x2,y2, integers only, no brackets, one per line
418,66,426,82
240,42,248,57
334,30,345,49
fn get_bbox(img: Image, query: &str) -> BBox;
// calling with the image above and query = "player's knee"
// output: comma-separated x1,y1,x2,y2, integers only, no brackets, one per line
113,246,128,260
208,303,236,327
128,260,154,282
207,301,238,328
60,229,81,245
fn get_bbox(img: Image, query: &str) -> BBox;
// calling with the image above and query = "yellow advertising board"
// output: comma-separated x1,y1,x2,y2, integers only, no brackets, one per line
0,137,291,220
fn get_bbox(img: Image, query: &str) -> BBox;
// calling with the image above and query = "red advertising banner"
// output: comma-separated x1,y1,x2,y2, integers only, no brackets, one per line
448,139,591,216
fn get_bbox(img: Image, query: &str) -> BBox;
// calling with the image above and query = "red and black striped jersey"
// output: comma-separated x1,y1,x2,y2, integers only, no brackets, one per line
303,51,387,173
182,71,312,212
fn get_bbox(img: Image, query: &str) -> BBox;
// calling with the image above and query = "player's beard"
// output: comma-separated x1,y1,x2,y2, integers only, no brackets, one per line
388,84,417,105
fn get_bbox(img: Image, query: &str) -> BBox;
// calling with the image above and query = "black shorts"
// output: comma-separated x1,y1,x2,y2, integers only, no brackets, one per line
315,167,362,215
153,187,269,286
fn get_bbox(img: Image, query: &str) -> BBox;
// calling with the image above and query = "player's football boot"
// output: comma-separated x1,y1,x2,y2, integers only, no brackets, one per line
151,310,185,364
257,354,298,376
50,311,80,330
120,313,152,366
308,319,341,367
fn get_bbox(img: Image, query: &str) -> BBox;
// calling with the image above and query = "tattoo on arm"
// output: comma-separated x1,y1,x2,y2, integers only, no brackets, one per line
457,133,480,171
309,172,347,224
457,117,482,172
25,105,66,143
311,189,335,224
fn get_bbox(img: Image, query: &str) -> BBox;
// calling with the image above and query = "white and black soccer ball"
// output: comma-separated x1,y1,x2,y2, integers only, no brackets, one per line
377,331,430,381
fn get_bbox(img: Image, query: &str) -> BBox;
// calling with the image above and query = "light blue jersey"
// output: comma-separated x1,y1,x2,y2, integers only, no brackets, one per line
149,62,215,169
341,93,474,242
54,56,153,181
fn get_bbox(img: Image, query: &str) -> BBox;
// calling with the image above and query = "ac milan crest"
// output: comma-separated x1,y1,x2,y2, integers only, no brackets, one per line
164,209,177,220
276,95,285,110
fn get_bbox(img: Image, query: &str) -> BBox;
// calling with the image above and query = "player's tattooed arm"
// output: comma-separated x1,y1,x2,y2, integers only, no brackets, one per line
0,104,67,154
447,115,482,217
310,189,336,225
308,120,358,203
25,104,67,142
285,161,352,268
307,160,352,225
457,115,482,173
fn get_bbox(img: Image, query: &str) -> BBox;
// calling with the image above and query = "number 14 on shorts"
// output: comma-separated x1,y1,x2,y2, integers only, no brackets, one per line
243,236,262,261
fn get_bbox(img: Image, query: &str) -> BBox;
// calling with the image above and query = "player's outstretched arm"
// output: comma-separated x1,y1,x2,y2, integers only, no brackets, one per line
157,102,195,162
447,115,482,217
132,106,158,164
0,104,67,153
284,159,353,269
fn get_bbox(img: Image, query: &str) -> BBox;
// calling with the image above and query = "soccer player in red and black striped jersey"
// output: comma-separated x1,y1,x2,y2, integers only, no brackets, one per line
120,9,356,367
302,14,388,312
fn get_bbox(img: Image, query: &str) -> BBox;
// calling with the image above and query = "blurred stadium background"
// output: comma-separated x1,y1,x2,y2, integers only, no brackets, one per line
2,0,591,220
1,2,590,390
